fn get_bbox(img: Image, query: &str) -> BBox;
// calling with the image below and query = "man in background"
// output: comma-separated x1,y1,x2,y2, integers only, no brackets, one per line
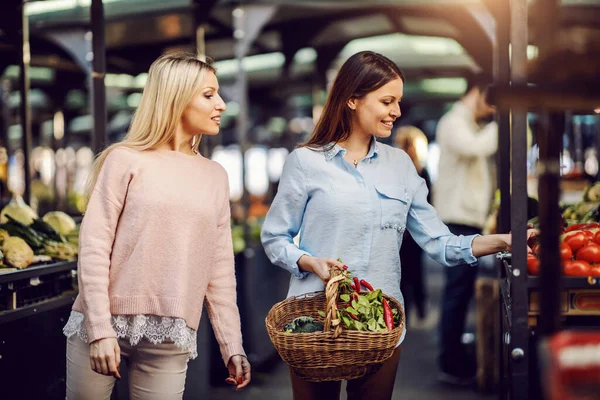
433,74,497,386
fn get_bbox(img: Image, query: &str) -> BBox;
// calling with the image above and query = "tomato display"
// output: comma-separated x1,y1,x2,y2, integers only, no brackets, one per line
560,243,573,261
527,254,540,275
526,227,600,277
576,243,600,264
594,231,600,246
564,232,588,252
563,260,592,277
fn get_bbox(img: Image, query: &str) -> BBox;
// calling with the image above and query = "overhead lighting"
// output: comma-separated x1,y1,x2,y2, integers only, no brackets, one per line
126,93,142,108
214,52,285,77
508,44,539,61
294,48,317,65
25,0,77,15
342,33,465,58
421,78,467,95
2,65,55,81
25,0,122,16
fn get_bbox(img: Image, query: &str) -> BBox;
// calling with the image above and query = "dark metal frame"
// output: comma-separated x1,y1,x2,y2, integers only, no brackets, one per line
493,0,600,398
90,0,107,154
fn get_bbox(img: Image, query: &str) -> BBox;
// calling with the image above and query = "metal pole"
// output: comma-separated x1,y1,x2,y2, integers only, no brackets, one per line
196,25,206,57
538,112,562,337
233,6,250,225
231,3,276,236
494,1,511,235
196,24,211,156
17,0,32,205
536,0,562,347
90,0,107,154
0,81,9,205
596,113,600,181
509,0,530,399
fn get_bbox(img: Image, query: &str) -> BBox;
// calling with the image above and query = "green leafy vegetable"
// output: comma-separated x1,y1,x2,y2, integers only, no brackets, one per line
284,317,324,333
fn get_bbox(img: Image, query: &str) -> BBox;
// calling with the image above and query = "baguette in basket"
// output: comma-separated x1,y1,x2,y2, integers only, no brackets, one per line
266,266,405,382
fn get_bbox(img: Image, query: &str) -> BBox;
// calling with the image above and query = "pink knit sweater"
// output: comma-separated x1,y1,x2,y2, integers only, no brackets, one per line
72,147,245,364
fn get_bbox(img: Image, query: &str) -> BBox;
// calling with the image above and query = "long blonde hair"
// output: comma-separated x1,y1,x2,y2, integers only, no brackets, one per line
84,52,215,205
394,125,429,172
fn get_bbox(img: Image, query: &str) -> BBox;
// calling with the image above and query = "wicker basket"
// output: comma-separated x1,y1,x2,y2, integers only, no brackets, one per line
265,272,404,382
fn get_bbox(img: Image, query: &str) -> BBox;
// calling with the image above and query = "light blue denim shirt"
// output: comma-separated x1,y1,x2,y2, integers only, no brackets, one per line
261,138,479,342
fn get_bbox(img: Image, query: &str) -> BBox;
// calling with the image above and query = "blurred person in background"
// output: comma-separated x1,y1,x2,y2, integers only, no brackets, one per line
394,126,430,324
433,74,497,386
62,52,250,399
261,52,530,400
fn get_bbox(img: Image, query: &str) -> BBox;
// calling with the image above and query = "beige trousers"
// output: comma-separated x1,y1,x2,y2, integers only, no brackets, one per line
66,335,189,400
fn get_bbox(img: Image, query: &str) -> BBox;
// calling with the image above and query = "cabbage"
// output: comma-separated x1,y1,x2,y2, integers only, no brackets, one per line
2,236,34,269
0,196,38,225
43,211,76,235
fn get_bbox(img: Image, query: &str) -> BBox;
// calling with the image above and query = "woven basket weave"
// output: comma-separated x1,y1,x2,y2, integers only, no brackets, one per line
265,272,404,382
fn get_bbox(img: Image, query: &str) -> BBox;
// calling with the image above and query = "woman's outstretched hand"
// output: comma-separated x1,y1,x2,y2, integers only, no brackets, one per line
506,229,540,253
472,229,540,257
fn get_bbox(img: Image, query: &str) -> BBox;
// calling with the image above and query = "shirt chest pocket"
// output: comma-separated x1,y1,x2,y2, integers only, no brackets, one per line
375,184,410,232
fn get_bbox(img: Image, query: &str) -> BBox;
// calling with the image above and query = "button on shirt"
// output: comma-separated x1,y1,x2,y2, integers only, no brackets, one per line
261,138,479,342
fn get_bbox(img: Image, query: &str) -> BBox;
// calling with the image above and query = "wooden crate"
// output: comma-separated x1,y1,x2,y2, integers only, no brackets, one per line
476,277,500,392
529,290,600,318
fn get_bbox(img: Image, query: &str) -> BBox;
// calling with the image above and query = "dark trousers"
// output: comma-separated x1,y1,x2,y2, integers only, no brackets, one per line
438,223,481,377
289,346,401,400
400,232,427,322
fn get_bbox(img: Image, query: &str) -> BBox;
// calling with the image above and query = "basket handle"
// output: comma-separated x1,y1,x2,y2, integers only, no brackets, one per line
323,268,345,338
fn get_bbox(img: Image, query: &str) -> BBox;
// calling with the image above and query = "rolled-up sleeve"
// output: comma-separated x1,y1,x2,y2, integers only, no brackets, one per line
261,151,311,278
405,161,479,267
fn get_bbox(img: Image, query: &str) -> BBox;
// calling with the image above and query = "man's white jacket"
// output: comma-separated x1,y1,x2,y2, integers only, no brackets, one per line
432,102,498,229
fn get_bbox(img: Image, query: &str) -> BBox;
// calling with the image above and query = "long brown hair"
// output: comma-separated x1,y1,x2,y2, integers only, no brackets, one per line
302,51,404,149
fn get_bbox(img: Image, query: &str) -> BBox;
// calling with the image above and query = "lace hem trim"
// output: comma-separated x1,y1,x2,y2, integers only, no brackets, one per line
63,311,198,360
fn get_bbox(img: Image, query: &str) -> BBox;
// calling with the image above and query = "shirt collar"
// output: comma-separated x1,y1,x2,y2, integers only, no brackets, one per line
323,137,379,162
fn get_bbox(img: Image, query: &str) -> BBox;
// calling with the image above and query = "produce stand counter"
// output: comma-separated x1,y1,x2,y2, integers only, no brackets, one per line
499,257,600,325
0,260,78,324
0,259,79,400
498,251,600,400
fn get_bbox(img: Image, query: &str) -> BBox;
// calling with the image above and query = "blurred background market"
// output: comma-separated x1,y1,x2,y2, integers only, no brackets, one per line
1,0,600,399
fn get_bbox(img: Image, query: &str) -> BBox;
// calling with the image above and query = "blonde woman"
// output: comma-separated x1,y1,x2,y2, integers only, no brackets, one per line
63,53,251,399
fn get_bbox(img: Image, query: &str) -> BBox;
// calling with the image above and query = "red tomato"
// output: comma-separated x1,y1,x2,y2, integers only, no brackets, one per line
583,230,595,240
593,231,600,246
564,260,592,277
589,266,600,277
527,254,540,276
576,243,600,264
564,232,588,252
560,243,573,261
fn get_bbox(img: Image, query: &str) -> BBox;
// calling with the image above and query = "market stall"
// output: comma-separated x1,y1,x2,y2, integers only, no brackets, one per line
492,0,600,398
